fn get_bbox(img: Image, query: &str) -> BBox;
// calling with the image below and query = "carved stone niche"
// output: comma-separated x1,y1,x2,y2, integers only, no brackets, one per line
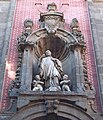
18,28,86,93
9,4,94,96
12,3,88,94
39,2,65,34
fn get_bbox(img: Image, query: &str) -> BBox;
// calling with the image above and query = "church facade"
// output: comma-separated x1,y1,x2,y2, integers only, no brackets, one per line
0,0,103,120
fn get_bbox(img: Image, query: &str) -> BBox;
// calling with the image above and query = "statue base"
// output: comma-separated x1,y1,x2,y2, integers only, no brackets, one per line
46,86,61,91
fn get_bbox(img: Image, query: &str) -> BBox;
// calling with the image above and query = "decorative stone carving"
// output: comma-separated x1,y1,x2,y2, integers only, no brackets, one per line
81,45,95,97
82,48,89,82
45,99,59,114
32,75,44,91
38,50,63,91
33,50,74,92
5,3,98,120
88,99,97,113
47,2,57,12
60,74,71,92
9,19,34,94
9,80,21,96
39,3,64,34
70,18,84,42
17,19,34,49
84,81,96,95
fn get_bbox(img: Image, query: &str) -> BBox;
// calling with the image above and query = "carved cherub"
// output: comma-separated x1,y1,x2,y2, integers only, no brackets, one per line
32,75,44,91
84,81,96,95
60,74,71,92
70,18,81,33
70,18,84,42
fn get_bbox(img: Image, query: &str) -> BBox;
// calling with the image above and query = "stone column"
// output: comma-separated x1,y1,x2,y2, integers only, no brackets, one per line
74,46,84,92
69,43,85,93
20,44,33,91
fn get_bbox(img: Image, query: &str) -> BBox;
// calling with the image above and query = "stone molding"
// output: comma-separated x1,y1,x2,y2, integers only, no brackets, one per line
8,92,94,120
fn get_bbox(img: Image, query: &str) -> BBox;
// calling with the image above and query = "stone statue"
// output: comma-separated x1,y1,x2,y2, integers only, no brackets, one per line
39,50,63,91
84,81,96,95
70,18,84,42
32,75,44,91
60,74,71,92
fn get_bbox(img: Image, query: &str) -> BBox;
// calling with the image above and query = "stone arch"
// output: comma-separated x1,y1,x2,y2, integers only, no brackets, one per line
26,28,77,61
26,28,77,44
19,27,84,91
10,100,94,120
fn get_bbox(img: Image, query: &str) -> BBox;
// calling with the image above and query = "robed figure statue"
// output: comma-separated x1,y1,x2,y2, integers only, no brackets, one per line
39,50,63,91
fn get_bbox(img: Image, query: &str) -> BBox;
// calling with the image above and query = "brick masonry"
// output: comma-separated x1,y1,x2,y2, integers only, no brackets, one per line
0,0,102,113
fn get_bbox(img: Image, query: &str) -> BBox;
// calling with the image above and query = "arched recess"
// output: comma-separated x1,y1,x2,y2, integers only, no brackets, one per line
26,28,77,61
10,100,94,120
20,28,84,91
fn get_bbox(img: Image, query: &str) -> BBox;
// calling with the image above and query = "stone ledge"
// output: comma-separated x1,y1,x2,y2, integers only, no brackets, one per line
16,91,87,110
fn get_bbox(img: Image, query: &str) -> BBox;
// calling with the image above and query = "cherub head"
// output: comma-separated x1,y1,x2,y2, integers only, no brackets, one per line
45,50,51,56
35,75,41,81
63,74,68,80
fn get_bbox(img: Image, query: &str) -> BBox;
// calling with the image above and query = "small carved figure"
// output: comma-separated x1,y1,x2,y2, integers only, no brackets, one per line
9,81,15,93
8,80,21,96
32,75,44,91
39,50,63,91
45,99,59,114
84,81,96,95
70,18,84,42
60,74,71,92
70,18,81,33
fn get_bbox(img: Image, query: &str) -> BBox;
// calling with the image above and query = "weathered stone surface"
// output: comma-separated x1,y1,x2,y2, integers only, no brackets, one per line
0,0,16,99
9,92,95,120
88,1,103,113
0,1,102,120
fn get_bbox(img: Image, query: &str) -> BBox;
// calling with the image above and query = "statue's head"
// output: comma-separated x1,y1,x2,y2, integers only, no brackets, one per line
63,74,68,80
72,18,78,23
45,50,51,56
35,75,40,80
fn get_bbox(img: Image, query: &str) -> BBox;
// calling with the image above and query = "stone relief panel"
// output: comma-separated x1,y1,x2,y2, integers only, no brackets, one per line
39,3,64,34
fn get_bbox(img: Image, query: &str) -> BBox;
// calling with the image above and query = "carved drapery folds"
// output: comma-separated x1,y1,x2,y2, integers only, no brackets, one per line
32,50,71,92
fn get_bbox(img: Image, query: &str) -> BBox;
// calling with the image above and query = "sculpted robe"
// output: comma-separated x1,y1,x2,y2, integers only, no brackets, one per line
40,56,61,89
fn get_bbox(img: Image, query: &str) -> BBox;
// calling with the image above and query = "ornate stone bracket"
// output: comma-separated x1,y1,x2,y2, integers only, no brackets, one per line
45,99,59,114
39,3,64,34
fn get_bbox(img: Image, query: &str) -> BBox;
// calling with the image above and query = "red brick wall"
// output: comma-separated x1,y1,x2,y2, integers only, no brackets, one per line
0,0,102,112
